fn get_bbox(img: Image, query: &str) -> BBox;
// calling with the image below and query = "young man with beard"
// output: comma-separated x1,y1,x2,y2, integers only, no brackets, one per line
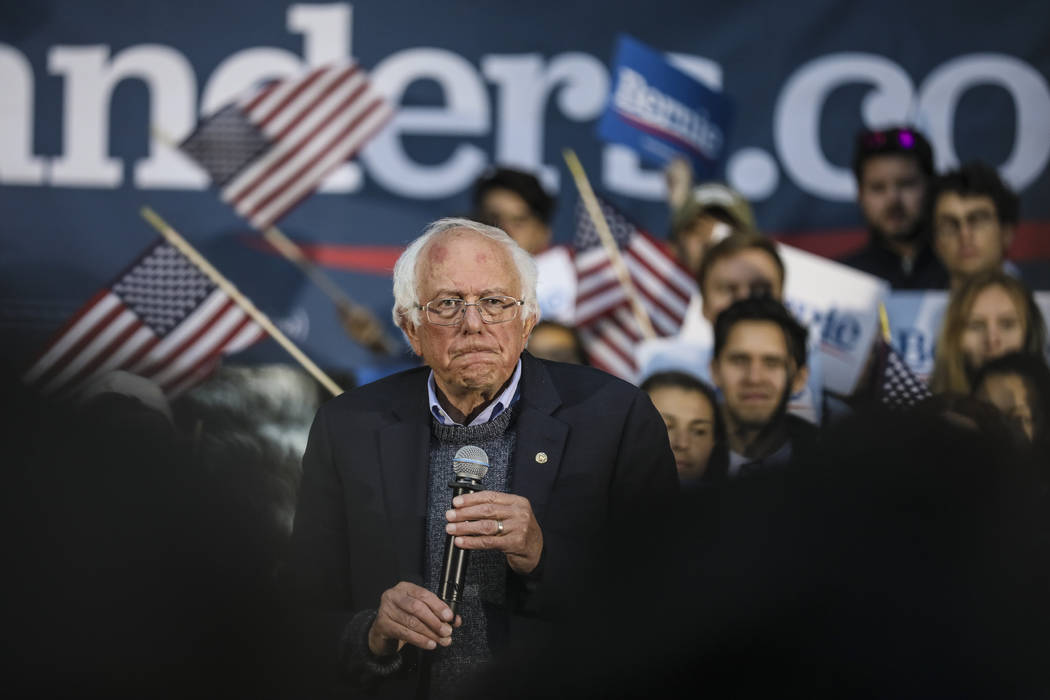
839,126,949,289
709,297,818,475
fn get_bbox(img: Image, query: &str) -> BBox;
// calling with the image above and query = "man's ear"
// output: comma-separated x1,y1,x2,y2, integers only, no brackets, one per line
790,364,810,395
521,313,538,343
399,314,424,357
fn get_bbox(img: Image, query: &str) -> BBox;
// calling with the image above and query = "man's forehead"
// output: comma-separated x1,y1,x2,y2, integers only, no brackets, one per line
708,249,781,283
725,320,790,353
935,192,997,216
424,229,505,263
418,229,518,291
860,154,923,181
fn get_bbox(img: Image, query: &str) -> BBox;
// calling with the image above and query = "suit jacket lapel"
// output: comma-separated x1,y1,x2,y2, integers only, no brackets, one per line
512,353,567,526
377,370,432,584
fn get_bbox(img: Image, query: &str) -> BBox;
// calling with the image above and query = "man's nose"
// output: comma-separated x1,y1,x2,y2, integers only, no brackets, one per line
670,427,688,450
959,225,978,248
744,361,763,382
460,303,485,331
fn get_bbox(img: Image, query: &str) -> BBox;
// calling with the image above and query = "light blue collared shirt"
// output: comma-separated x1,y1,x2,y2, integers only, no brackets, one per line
427,359,522,426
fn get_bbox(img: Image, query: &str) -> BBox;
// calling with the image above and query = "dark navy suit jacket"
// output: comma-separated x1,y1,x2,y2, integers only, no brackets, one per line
285,351,678,696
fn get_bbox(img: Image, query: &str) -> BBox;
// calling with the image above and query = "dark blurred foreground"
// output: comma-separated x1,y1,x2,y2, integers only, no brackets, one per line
4,365,1050,699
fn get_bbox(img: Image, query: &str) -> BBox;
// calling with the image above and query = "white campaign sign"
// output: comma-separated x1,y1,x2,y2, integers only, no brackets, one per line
779,244,890,395
534,245,578,326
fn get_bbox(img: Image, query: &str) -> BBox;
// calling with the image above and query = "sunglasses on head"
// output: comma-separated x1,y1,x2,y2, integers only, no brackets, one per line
858,127,920,151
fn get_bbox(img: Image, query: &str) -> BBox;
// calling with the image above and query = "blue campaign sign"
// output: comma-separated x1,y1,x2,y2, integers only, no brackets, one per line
597,34,734,177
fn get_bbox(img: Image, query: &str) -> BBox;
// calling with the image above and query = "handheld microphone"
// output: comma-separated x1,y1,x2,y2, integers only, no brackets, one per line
438,445,489,614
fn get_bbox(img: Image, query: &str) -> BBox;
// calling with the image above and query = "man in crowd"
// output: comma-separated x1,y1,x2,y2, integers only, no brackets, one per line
668,180,757,279
696,231,784,328
285,218,677,698
929,161,1020,291
840,126,948,289
637,230,821,424
472,167,555,255
709,296,817,474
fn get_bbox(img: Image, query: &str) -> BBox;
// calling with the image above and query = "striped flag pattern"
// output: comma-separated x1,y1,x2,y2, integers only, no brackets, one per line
22,240,265,399
179,62,393,230
573,197,697,380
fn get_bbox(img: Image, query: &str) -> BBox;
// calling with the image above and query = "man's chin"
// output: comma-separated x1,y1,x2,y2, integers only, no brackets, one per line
732,411,778,431
876,224,923,243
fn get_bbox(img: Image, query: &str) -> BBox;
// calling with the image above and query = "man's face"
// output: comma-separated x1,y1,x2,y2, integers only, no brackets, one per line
701,249,783,323
673,213,732,277
402,229,536,399
710,320,805,430
960,284,1026,373
478,188,551,255
933,193,1012,280
857,155,927,242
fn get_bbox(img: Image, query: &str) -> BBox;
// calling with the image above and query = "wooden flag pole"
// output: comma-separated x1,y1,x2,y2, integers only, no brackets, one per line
878,302,892,344
151,126,396,356
562,148,656,339
260,226,398,356
140,206,344,397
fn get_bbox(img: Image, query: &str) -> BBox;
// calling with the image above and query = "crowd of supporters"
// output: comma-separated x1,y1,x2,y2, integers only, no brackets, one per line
6,125,1050,697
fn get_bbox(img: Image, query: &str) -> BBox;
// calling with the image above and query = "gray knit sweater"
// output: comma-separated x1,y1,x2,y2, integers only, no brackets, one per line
425,406,516,699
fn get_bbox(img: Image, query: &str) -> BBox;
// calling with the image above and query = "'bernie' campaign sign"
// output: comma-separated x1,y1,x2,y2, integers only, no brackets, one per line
598,34,734,178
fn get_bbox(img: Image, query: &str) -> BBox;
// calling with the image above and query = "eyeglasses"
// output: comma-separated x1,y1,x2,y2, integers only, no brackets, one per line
418,295,525,326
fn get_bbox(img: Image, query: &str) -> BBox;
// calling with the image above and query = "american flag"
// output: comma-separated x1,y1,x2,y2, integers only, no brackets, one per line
872,337,933,409
22,240,265,399
573,197,697,380
179,61,393,230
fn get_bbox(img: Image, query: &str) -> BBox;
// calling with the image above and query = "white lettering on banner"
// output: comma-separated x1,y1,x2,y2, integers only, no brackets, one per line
918,54,1050,190
359,48,490,198
48,44,199,188
2,3,1048,203
0,44,46,184
612,67,724,159
483,52,609,192
199,3,359,192
602,54,723,199
774,53,915,201
774,51,1050,201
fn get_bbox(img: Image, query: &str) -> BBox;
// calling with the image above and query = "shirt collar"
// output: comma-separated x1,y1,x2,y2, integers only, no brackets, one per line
428,359,522,427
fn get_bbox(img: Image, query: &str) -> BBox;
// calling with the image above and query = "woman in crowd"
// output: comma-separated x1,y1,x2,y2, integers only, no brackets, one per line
641,370,728,486
930,270,1047,395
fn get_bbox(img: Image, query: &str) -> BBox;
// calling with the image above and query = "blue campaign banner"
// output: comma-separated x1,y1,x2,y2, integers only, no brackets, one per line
2,0,1049,383
597,34,733,177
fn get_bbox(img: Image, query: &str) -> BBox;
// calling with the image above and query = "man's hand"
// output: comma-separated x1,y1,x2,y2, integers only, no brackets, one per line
665,156,694,212
368,582,463,655
445,491,544,575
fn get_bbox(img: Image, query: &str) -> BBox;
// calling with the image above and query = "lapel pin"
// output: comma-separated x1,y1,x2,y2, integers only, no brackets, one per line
535,452,548,464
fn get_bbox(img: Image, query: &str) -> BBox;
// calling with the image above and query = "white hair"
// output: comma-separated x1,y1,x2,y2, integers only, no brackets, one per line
392,217,539,332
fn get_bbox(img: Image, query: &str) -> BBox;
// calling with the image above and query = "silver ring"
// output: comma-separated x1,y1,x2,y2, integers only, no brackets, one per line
496,519,504,535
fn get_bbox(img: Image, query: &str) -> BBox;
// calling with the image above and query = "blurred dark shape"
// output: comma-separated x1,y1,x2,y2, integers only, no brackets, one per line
527,320,589,365
470,404,1050,698
973,351,1050,471
1,367,306,698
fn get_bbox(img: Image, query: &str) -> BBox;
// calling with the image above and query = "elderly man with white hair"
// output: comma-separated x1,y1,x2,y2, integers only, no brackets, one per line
286,218,677,699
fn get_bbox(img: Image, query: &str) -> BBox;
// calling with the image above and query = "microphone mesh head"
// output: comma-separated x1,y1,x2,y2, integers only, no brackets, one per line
452,445,489,480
